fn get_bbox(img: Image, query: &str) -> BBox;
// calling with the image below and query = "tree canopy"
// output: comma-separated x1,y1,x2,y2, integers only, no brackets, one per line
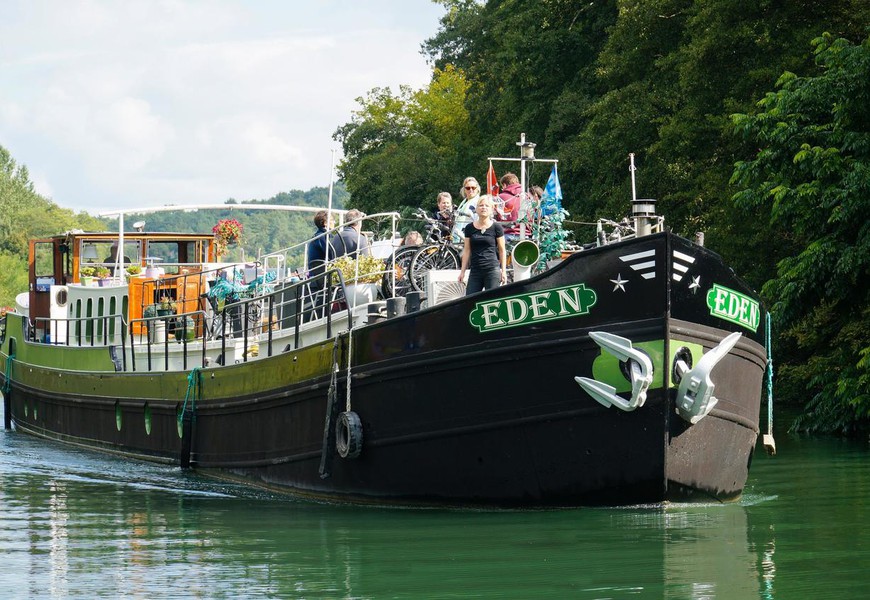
731,33,870,433
334,65,471,214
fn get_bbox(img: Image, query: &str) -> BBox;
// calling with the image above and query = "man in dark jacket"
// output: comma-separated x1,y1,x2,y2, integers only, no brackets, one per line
331,209,371,259
307,210,335,283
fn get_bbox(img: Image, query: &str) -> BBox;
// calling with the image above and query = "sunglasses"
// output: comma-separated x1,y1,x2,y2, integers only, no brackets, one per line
465,186,477,190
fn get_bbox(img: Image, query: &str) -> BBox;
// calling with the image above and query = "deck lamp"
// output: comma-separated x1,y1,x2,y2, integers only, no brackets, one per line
81,243,98,262
517,133,536,160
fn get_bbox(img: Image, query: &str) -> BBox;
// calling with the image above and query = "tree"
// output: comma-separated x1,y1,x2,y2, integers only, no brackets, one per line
0,146,105,305
333,66,471,215
424,0,617,183
731,33,870,433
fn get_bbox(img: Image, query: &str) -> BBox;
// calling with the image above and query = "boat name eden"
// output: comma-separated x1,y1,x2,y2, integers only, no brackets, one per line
706,283,760,332
469,284,597,333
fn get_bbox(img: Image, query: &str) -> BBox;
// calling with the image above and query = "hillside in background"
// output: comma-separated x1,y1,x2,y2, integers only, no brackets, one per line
106,185,349,263
0,142,347,305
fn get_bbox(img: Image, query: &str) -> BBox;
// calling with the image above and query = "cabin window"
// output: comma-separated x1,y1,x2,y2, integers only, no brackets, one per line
145,241,203,273
34,242,54,277
81,240,141,267
179,240,198,264
146,241,180,273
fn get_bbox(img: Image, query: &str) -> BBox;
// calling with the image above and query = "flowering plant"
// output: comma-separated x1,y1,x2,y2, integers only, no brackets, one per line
213,218,243,255
330,255,385,285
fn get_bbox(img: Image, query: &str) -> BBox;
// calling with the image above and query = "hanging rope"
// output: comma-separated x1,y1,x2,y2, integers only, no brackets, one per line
345,325,354,412
179,366,203,423
763,312,777,455
319,335,342,479
178,366,202,469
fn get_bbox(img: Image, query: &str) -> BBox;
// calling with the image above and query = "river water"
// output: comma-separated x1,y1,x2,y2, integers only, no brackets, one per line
1,403,868,599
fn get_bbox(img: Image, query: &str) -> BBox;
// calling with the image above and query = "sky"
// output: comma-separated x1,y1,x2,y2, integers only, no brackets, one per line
0,0,445,214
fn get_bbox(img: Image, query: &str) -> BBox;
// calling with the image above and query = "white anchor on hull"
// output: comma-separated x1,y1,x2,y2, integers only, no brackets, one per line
575,331,653,412
674,331,742,424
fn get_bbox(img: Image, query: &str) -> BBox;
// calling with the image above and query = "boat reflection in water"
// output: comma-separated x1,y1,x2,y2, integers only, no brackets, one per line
0,430,774,598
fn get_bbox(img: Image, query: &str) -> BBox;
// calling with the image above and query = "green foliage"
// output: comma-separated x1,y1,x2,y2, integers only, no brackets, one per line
0,146,104,258
330,255,386,285
0,252,27,308
333,66,471,215
731,33,870,433
0,145,105,305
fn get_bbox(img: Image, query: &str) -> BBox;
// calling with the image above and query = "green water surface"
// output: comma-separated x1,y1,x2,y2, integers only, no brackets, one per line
1,405,867,599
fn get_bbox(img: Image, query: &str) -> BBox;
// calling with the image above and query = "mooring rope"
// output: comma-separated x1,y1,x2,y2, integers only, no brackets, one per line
179,366,203,422
3,352,14,395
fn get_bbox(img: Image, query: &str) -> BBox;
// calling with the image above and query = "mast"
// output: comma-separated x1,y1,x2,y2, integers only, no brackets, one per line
489,134,554,241
326,148,337,264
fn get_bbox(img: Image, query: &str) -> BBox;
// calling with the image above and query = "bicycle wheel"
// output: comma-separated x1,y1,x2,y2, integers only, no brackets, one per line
382,246,419,297
409,244,461,291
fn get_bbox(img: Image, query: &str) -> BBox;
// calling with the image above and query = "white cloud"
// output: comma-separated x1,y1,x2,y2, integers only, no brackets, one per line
0,0,443,213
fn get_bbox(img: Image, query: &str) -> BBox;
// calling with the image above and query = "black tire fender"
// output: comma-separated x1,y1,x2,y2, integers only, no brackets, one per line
336,411,363,459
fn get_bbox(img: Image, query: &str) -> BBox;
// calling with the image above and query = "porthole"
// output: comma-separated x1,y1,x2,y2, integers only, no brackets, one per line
144,402,152,435
115,401,122,431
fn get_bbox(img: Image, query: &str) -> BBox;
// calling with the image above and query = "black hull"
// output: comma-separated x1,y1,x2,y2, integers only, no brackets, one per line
3,233,766,507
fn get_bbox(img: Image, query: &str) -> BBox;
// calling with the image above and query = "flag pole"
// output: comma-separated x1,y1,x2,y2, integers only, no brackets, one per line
516,133,536,239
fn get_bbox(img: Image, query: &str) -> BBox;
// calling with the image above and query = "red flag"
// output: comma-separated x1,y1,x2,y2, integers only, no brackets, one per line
486,161,499,197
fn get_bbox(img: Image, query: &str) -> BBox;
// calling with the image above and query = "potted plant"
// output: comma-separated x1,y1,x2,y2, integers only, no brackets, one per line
125,264,142,281
330,254,385,307
94,266,111,286
212,218,243,257
157,295,177,316
142,304,166,343
79,266,96,286
174,315,197,343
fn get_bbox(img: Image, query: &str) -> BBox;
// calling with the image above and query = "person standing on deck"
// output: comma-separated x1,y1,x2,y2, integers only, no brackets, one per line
459,196,506,295
497,172,523,242
307,210,335,284
453,177,481,241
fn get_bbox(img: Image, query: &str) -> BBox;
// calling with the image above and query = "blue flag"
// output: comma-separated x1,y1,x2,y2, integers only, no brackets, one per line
542,165,562,216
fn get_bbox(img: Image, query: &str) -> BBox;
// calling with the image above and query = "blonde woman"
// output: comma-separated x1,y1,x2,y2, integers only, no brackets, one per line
458,195,507,295
452,176,481,241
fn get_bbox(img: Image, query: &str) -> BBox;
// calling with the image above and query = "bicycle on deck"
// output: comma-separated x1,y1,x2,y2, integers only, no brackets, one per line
407,210,463,292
